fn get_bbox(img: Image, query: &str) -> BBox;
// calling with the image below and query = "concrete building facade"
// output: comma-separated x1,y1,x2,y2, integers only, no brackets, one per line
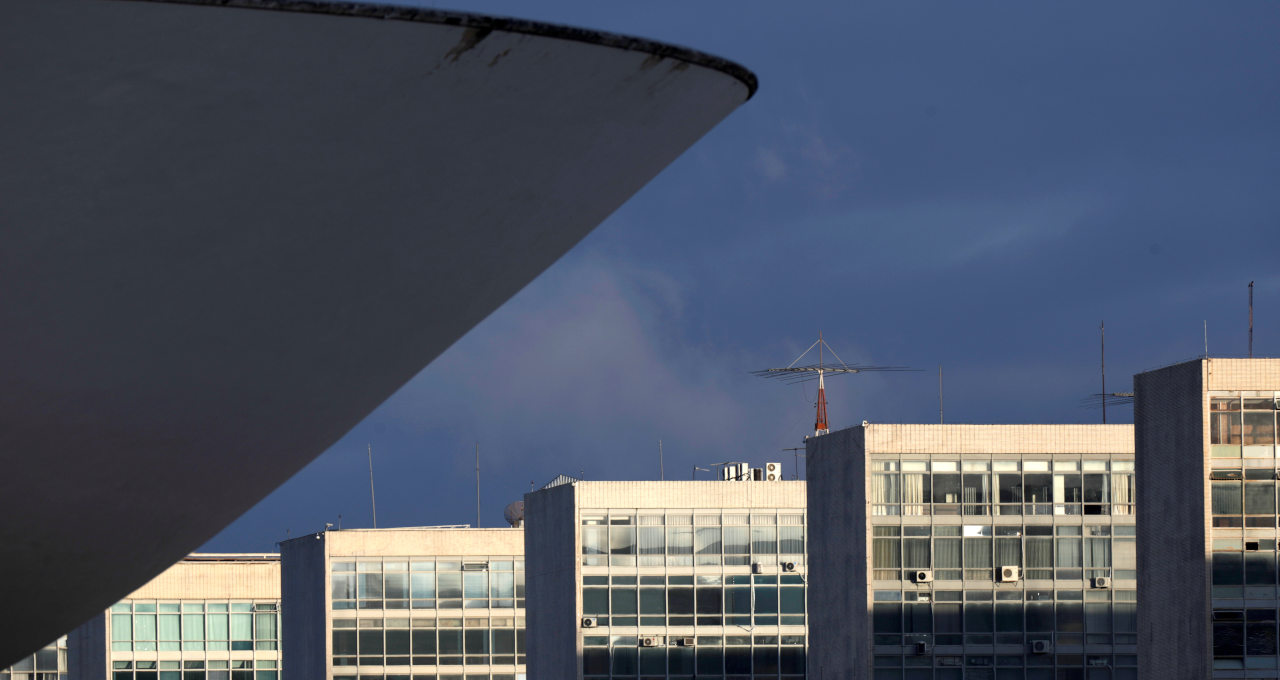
280,528,526,680
1136,358,1280,679
807,424,1137,680
68,554,281,680
524,479,808,680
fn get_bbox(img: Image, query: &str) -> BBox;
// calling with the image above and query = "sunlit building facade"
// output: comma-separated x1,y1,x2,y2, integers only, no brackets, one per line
525,479,808,679
68,555,281,680
1137,358,1280,679
280,527,526,680
808,424,1137,679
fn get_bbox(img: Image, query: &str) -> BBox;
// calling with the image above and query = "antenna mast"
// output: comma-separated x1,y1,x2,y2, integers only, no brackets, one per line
753,333,914,439
1249,281,1255,358
1100,321,1107,425
658,439,664,481
475,443,481,529
367,444,378,529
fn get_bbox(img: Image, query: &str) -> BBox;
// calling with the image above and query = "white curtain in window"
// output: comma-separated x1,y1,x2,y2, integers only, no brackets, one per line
902,474,926,514
1084,538,1111,568
637,527,665,555
1056,538,1082,567
158,614,180,642
667,527,693,555
1112,473,1133,514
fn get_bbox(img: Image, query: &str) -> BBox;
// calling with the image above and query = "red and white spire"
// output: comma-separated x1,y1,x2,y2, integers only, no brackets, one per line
814,370,829,436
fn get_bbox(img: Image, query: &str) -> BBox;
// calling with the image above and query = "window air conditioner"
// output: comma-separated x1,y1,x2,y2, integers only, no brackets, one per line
913,570,933,583
679,637,695,647
999,566,1021,583
752,563,763,574
781,561,797,572
581,617,597,628
640,637,660,647
1030,640,1051,654
1092,576,1111,589
913,641,929,656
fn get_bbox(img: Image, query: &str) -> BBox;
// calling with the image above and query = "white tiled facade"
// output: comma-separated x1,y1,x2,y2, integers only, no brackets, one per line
525,480,808,680
69,555,281,680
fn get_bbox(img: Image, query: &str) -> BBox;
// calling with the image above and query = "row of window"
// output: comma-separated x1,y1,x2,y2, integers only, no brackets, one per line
871,525,1135,582
581,638,806,679
1212,395,1280,447
582,577,806,627
334,561,522,573
332,628,525,659
332,675,524,680
581,514,805,526
1212,608,1279,669
870,464,1134,517
869,668,1136,680
108,659,277,680
109,605,279,653
331,572,524,611
1209,476,1280,526
874,655,1137,669
872,601,1137,640
581,526,806,557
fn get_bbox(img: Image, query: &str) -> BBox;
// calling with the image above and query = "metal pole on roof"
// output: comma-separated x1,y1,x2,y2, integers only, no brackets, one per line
475,442,481,529
367,444,378,529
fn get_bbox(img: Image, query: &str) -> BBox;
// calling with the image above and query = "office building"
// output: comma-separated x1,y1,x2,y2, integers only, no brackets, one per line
280,527,526,680
68,554,281,680
0,638,66,680
1136,358,1280,678
807,424,1137,679
524,476,808,679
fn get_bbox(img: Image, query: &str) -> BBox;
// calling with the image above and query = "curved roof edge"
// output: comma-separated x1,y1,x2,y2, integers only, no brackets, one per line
123,0,760,98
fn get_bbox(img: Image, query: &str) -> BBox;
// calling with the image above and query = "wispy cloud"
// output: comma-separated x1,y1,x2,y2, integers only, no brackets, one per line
371,253,844,480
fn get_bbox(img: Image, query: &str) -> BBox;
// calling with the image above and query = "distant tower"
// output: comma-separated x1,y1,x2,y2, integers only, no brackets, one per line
754,332,912,439
814,372,830,435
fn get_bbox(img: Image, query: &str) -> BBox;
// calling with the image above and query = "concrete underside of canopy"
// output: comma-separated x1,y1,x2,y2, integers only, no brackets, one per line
0,0,753,664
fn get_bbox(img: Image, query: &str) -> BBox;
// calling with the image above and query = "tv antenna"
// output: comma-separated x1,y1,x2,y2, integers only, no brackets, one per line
753,332,914,438
1081,322,1133,417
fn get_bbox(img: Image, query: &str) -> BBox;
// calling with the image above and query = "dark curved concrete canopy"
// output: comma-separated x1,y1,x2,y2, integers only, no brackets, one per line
0,0,753,664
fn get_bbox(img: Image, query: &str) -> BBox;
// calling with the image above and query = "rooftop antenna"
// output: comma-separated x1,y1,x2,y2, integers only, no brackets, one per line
1249,281,1255,358
659,439,665,481
753,332,914,439
1204,320,1209,358
367,444,378,529
783,447,804,480
1081,324,1132,414
475,442,481,529
938,365,944,424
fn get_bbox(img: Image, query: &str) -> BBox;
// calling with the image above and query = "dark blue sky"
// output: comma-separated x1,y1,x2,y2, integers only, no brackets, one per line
204,0,1280,552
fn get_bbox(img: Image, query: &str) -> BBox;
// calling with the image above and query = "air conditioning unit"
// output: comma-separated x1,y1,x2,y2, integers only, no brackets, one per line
999,566,1021,583
721,463,746,481
1030,640,1051,655
640,637,660,647
581,617,597,628
1092,576,1111,589
678,637,695,647
781,561,797,572
913,570,933,584
913,641,929,656
751,467,764,481
765,462,783,481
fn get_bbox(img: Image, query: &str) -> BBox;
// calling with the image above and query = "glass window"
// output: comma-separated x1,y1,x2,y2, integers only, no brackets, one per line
582,527,607,555
1214,482,1243,515
723,527,749,555
751,526,777,554
610,527,636,555
667,527,693,555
